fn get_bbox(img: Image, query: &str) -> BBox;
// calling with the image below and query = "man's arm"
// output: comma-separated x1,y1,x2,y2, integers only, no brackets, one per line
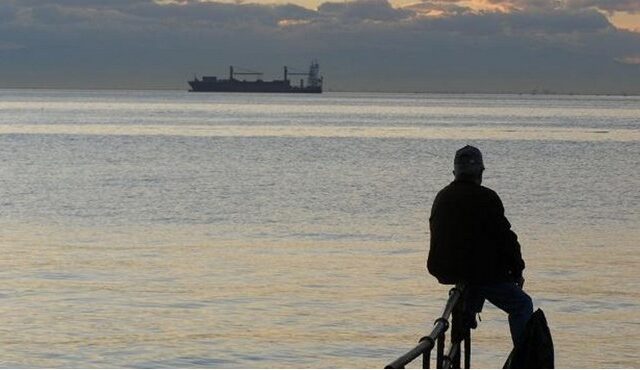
492,192,525,279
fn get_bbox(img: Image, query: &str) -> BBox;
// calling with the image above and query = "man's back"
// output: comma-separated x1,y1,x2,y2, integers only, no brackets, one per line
428,179,523,284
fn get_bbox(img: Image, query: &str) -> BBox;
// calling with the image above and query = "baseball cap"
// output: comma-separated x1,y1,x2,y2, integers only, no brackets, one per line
454,145,484,174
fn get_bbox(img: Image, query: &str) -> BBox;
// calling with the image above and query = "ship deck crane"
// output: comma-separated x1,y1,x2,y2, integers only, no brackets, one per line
229,66,263,80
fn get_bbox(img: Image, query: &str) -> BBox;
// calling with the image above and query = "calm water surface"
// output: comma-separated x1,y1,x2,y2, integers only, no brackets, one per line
0,90,638,368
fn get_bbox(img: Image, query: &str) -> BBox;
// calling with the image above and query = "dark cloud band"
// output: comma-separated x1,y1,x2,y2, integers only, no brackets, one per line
0,0,638,93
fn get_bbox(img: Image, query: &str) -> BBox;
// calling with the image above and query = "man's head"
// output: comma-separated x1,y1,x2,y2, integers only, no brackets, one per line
453,145,484,184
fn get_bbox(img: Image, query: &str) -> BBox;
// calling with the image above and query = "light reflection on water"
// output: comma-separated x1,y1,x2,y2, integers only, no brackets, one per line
0,91,638,368
0,123,637,142
1,226,638,368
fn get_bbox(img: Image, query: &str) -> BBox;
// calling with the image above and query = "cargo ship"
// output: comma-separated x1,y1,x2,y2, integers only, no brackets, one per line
188,61,322,93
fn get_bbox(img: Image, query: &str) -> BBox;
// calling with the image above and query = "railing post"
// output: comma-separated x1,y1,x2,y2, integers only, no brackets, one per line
464,331,471,369
450,298,465,368
422,347,431,369
418,336,435,369
436,332,445,368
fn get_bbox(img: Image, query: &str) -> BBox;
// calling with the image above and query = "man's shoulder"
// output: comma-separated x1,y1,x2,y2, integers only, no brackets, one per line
435,181,462,198
479,185,499,197
479,185,504,207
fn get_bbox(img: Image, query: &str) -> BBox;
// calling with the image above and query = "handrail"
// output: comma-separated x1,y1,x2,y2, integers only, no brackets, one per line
385,283,471,369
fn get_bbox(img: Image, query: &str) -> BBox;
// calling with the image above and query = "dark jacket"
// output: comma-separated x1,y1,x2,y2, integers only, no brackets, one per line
427,179,524,284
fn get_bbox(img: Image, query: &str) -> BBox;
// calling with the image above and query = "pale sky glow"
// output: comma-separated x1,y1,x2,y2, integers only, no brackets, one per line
609,11,640,31
0,0,639,93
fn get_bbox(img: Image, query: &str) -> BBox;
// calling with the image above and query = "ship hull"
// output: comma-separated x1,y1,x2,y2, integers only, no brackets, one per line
188,79,322,93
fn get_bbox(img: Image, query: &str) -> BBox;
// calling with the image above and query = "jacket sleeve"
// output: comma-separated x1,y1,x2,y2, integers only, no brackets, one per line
492,192,525,277
427,189,464,284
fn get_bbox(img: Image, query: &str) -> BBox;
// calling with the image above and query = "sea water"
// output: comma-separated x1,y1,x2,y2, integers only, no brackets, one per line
0,90,638,368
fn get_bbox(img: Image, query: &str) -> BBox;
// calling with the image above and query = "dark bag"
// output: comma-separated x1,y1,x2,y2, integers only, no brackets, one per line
503,308,554,368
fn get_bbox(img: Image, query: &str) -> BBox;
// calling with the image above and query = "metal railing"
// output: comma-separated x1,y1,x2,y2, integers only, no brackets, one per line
385,284,472,369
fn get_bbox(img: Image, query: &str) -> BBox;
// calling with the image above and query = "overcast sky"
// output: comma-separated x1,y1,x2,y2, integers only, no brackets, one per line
1,0,639,93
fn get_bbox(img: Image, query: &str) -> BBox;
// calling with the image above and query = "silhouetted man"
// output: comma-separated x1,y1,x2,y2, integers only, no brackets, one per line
427,145,533,346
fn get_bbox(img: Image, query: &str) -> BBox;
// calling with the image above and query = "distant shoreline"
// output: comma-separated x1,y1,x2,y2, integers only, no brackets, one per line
327,88,640,97
0,86,638,97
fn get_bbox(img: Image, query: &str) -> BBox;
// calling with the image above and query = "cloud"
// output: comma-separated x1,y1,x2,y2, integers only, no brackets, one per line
29,4,117,25
401,2,472,17
617,54,640,64
566,0,640,14
458,0,640,14
317,0,412,21
125,0,316,26
0,0,638,93
0,42,24,51
410,7,612,36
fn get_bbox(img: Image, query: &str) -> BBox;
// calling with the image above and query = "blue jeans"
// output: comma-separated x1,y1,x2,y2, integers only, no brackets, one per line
465,282,533,346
